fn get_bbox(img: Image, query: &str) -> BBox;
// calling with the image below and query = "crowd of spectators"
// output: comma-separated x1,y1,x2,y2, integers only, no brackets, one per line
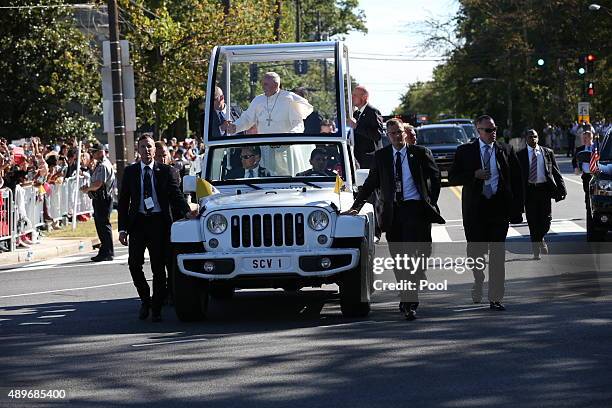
0,134,205,252
537,120,611,156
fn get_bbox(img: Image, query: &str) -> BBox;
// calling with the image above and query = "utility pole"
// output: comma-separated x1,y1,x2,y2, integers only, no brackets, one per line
295,0,301,42
107,0,127,186
274,0,282,41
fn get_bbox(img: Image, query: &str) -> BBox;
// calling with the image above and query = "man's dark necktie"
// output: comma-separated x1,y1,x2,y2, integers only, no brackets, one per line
394,151,403,202
143,166,153,214
482,145,493,198
353,110,361,121
529,149,538,183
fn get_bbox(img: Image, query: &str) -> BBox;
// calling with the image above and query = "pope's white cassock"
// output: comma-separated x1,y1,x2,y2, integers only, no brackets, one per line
232,89,313,134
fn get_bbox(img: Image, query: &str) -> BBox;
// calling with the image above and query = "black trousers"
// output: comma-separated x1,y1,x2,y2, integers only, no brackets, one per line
582,173,592,228
525,184,552,243
128,213,169,311
464,193,509,302
386,200,432,307
93,196,114,257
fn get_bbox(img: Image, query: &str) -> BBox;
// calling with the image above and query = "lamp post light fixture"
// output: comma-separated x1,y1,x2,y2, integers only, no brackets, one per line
471,77,513,137
589,3,612,16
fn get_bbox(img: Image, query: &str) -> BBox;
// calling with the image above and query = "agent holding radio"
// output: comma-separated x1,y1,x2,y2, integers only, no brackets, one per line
81,142,115,262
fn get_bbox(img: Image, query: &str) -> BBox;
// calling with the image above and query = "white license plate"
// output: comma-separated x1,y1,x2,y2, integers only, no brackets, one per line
441,170,448,177
245,257,290,271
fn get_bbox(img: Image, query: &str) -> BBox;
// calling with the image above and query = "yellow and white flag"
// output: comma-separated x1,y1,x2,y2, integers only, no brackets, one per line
334,174,344,194
196,177,219,199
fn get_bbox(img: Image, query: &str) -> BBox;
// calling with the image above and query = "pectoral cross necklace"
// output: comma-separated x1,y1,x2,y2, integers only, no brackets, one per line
265,92,280,126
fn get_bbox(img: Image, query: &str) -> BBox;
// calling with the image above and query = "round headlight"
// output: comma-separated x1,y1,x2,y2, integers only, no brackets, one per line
308,210,329,231
207,214,228,234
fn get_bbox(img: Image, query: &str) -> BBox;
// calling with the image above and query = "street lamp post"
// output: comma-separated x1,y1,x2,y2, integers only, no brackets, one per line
472,77,513,137
589,3,612,16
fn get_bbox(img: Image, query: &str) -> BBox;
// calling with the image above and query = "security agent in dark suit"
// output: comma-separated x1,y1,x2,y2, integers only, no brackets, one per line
225,146,272,179
349,85,384,169
210,86,243,170
572,130,595,232
345,118,445,320
518,129,567,259
118,135,195,322
449,115,524,311
154,140,182,305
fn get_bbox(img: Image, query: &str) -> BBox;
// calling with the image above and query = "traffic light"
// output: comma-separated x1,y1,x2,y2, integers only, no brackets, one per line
586,53,597,73
587,82,595,97
578,54,586,75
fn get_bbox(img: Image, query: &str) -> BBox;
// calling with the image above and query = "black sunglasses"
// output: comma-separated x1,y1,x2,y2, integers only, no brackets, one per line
478,127,497,133
240,154,256,160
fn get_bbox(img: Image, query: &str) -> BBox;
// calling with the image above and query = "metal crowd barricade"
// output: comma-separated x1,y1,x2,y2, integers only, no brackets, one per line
23,185,44,231
0,188,16,252
0,177,95,252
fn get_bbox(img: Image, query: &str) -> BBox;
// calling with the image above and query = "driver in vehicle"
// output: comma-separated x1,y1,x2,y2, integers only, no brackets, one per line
296,148,336,177
225,146,272,179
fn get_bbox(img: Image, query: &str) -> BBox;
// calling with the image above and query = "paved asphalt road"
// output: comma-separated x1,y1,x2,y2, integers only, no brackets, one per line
1,157,611,407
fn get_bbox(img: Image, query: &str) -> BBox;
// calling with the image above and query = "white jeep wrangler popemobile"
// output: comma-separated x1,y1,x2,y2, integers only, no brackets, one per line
171,42,375,321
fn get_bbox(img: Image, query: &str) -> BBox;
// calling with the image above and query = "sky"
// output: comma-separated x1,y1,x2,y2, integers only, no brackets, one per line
341,0,460,115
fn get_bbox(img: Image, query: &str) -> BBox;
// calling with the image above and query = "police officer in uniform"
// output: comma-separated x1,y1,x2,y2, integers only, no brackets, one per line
81,142,115,262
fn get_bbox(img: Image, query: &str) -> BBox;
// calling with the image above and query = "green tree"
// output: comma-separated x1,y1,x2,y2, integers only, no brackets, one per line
400,0,612,134
0,0,101,141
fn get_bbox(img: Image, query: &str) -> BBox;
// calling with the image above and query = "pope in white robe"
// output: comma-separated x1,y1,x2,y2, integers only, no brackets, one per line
225,72,313,134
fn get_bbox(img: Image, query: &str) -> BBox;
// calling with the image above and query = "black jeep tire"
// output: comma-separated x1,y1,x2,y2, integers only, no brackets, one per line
340,239,371,318
173,250,209,321
587,215,607,242
209,285,235,300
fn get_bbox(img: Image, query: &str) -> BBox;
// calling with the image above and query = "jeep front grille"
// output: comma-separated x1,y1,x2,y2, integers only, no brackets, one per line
231,213,305,248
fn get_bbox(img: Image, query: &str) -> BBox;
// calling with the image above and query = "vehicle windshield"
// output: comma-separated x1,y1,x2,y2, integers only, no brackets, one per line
417,127,468,145
208,51,339,140
207,142,345,183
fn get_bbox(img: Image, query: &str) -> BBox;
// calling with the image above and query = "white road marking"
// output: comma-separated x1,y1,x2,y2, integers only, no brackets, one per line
562,176,584,186
550,220,586,234
432,226,452,242
132,337,210,348
0,281,135,299
506,227,522,237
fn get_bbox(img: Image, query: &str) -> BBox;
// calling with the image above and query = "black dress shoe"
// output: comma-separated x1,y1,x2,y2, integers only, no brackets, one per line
490,301,506,311
405,309,417,321
151,310,162,322
139,302,150,320
91,255,113,262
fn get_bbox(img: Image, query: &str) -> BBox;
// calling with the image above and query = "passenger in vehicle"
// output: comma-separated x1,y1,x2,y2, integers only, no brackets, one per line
222,72,313,134
405,124,417,145
225,146,272,179
320,119,337,134
293,87,322,134
296,148,336,177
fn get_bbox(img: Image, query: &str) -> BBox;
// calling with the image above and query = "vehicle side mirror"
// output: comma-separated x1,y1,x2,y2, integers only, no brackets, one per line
183,175,196,193
355,169,369,187
576,150,592,163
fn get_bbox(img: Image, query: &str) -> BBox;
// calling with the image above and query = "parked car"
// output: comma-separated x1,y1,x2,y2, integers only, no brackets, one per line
416,124,469,180
438,118,478,140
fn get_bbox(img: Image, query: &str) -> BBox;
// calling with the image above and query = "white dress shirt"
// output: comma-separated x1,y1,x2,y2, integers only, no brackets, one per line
527,145,547,183
393,145,422,201
479,138,499,195
139,161,161,213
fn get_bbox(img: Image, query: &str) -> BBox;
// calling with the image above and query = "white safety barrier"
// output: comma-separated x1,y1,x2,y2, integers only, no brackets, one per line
0,188,17,252
0,176,94,252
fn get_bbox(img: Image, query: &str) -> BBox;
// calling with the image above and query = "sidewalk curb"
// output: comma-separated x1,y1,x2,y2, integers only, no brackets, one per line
0,233,120,267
